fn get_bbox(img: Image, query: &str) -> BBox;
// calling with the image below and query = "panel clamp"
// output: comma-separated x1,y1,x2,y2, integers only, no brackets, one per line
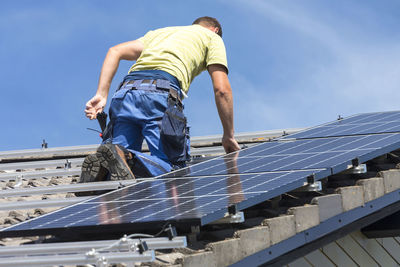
164,224,177,240
295,174,322,192
344,157,367,174
137,240,149,254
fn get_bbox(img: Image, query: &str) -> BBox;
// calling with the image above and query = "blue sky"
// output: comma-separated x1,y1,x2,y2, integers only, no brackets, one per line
1,0,400,150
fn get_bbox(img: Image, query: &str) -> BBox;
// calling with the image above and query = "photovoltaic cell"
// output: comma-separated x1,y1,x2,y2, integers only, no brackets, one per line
283,111,400,139
3,111,400,238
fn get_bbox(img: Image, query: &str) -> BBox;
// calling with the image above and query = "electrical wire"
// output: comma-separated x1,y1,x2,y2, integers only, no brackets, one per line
154,221,171,237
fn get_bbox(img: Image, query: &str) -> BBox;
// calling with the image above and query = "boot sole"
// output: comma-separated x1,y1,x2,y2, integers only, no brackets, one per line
77,153,109,196
97,144,135,180
80,154,108,183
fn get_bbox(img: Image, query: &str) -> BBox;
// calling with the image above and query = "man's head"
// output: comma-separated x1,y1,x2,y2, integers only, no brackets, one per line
193,16,222,37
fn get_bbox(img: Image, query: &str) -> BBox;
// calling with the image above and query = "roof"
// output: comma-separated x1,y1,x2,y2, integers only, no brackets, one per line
0,127,399,266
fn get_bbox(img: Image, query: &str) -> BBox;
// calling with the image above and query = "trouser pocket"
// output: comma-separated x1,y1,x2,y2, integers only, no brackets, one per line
160,105,190,164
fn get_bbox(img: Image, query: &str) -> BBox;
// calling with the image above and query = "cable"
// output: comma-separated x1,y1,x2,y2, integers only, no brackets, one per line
154,221,171,237
86,128,102,134
126,233,154,239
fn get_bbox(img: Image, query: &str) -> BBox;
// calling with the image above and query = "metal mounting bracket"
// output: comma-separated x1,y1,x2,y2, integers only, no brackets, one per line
294,174,322,192
41,139,48,149
64,159,71,169
14,174,23,188
209,211,244,224
343,164,367,174
344,158,367,174
294,181,322,192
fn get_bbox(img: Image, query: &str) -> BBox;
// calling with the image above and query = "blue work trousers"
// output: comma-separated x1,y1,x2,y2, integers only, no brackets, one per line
107,80,189,177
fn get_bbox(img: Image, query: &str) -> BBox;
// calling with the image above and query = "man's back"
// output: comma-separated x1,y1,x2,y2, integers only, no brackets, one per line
83,17,240,182
130,25,228,94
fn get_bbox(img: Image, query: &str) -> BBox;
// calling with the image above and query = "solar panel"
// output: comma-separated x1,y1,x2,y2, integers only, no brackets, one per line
2,111,400,238
2,170,320,236
283,111,400,139
167,133,400,177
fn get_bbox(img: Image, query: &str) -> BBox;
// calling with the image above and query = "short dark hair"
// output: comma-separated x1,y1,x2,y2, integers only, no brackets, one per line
193,16,222,37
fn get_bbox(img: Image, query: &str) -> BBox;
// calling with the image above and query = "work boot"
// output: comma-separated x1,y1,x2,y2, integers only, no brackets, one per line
96,144,136,180
76,153,109,196
79,153,109,183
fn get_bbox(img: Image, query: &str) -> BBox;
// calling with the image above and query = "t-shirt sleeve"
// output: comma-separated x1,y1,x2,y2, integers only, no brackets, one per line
138,36,146,44
206,35,229,73
137,30,156,47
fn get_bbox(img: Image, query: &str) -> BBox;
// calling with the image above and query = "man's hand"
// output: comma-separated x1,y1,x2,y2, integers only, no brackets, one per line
222,135,241,153
85,94,107,120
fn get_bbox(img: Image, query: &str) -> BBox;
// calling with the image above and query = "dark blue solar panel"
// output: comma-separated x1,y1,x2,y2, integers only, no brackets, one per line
5,170,319,233
3,111,400,238
284,111,400,139
167,133,400,177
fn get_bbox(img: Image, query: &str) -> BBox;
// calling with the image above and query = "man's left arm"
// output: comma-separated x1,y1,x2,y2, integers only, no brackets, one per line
208,64,241,153
85,40,144,120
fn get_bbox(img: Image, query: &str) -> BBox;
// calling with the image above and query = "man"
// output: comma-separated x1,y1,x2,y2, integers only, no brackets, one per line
83,16,240,182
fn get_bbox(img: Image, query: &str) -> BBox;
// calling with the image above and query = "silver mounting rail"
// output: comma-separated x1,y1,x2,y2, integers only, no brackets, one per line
0,236,187,267
0,196,90,211
0,180,136,198
0,168,81,181
0,145,97,161
0,250,154,267
0,158,84,171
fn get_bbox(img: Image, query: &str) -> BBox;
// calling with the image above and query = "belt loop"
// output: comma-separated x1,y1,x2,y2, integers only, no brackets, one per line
124,80,135,89
132,80,142,89
156,79,170,89
117,81,124,91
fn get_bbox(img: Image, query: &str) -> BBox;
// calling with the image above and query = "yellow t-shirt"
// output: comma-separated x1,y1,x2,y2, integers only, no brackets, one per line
129,25,228,94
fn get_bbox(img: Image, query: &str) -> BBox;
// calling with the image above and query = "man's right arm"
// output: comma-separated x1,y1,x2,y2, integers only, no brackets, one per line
85,40,144,120
208,64,241,153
